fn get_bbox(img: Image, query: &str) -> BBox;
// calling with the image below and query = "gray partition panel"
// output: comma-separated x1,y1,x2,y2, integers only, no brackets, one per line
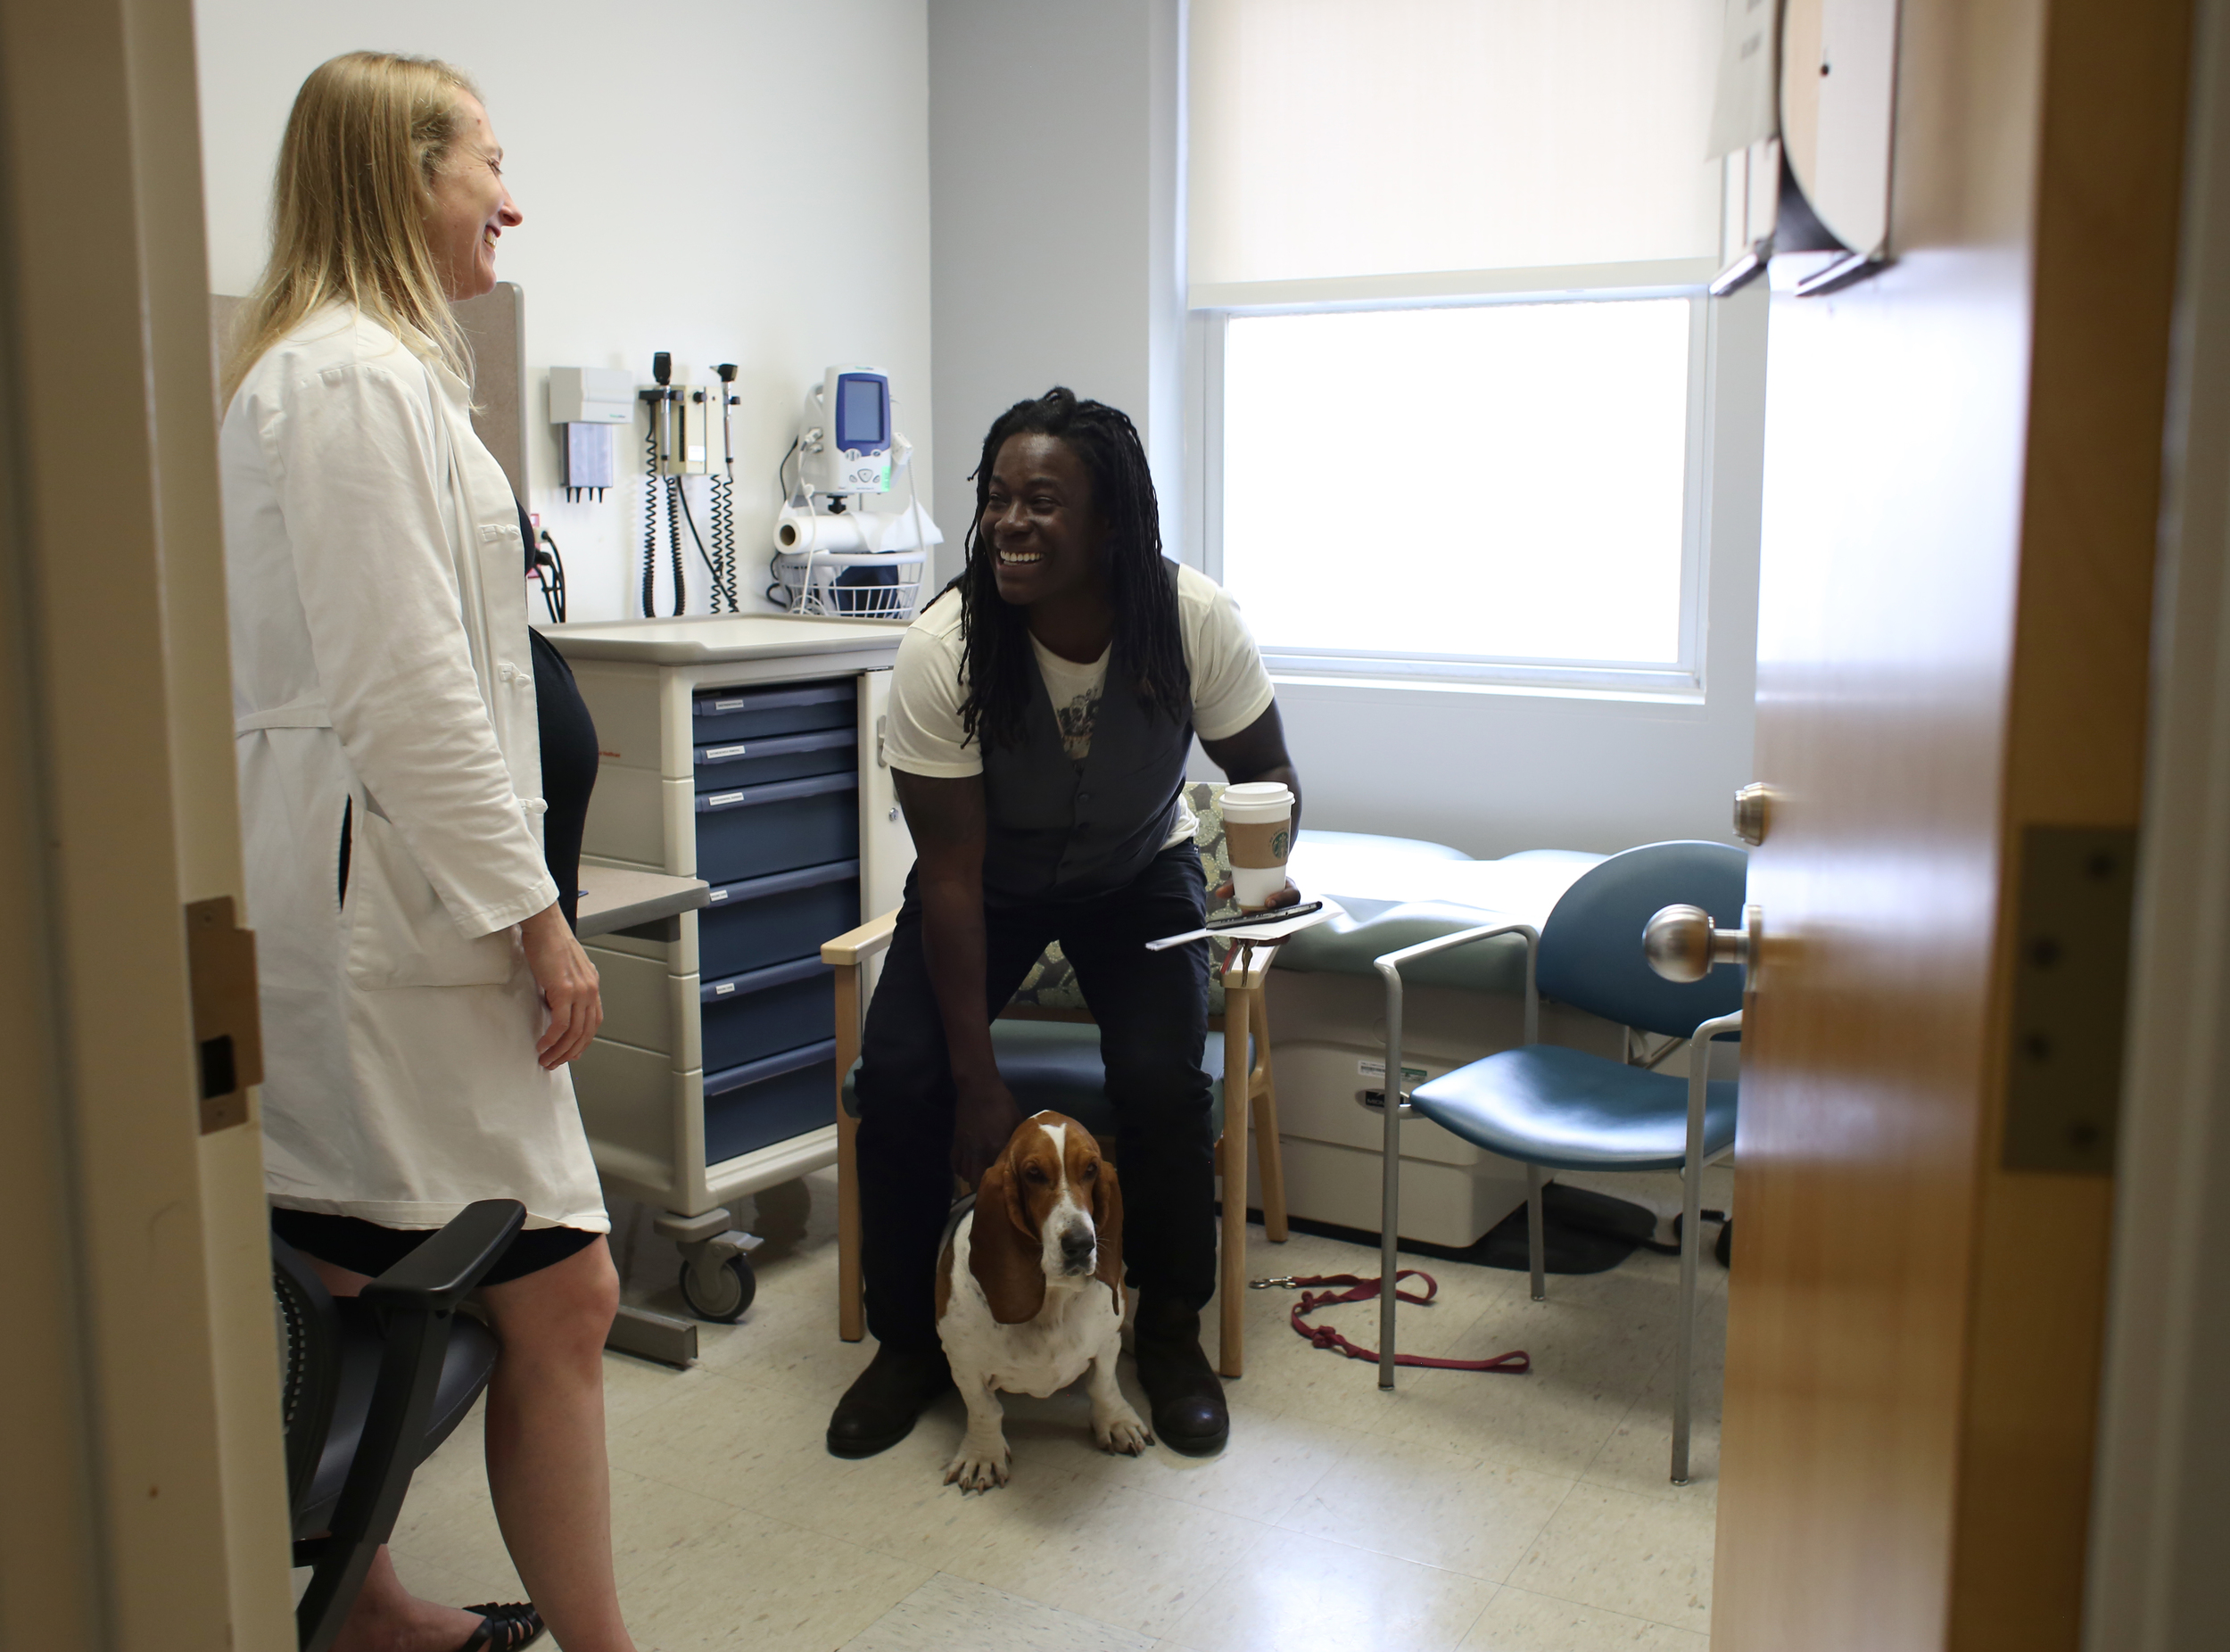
208,284,528,500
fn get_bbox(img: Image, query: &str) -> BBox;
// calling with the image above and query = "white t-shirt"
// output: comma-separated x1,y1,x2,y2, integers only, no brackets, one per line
884,563,1276,847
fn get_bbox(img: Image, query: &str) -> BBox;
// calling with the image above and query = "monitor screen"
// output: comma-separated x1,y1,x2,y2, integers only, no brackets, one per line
836,376,888,449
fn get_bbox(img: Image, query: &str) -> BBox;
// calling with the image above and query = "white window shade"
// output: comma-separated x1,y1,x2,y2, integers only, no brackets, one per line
1188,0,1728,306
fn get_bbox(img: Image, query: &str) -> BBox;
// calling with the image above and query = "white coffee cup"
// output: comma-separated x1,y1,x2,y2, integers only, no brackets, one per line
1220,781,1295,909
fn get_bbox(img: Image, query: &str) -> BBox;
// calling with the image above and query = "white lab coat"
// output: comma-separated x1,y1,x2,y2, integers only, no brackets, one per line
222,305,606,1234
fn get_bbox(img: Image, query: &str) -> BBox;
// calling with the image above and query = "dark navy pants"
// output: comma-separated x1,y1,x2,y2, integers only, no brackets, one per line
853,843,1215,1351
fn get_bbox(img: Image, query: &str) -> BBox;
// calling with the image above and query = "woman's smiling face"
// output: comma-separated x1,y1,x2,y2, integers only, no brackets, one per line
425,95,520,301
981,434,1110,610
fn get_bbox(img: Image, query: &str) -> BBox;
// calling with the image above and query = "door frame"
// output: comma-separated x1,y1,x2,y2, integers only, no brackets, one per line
2082,0,2230,1641
0,0,293,1647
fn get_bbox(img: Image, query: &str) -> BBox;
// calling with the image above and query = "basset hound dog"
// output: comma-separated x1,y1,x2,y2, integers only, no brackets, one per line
935,1111,1152,1489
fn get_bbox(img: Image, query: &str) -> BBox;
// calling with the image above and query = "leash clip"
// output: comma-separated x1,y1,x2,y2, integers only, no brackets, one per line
1249,1276,1299,1290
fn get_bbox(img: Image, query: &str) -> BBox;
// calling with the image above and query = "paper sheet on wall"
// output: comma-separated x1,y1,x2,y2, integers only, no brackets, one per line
1708,0,1781,158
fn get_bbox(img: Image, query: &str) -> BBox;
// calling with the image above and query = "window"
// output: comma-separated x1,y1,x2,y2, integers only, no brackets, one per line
1210,296,1706,693
1185,0,1739,696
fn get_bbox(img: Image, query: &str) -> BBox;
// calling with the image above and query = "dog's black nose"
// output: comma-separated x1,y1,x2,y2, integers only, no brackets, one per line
1060,1228,1095,1270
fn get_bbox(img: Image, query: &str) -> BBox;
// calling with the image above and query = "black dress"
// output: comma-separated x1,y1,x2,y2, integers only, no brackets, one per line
520,500,599,929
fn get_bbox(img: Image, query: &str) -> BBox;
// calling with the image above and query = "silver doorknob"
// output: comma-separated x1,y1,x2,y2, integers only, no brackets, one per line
1733,782,1772,847
1644,902,1763,992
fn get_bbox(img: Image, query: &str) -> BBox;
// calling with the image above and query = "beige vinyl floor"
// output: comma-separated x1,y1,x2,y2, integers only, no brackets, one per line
384,1164,1730,1652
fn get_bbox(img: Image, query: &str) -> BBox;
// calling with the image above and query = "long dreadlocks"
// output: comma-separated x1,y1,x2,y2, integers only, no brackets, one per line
946,387,1188,752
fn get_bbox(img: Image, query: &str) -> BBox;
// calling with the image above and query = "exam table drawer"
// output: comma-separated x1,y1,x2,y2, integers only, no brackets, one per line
694,771,859,886
699,860,860,979
694,726,857,791
690,680,855,746
703,1041,838,1166
699,957,836,1074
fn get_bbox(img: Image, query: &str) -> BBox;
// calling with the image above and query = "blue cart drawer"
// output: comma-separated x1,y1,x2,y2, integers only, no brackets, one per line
691,681,855,745
695,725,857,791
700,957,836,1074
696,771,859,885
701,860,860,979
703,1039,836,1165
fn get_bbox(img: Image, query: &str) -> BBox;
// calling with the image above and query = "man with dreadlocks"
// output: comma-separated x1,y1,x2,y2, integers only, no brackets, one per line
827,387,1301,1463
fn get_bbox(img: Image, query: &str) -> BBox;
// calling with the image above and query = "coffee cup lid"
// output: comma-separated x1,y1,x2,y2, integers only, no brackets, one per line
1222,781,1293,809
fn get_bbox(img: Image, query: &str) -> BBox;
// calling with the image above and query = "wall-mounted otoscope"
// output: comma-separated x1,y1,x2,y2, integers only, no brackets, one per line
635,351,743,617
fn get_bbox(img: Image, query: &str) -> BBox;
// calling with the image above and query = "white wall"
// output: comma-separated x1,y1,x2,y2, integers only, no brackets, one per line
926,0,1762,855
194,0,934,624
925,0,1185,588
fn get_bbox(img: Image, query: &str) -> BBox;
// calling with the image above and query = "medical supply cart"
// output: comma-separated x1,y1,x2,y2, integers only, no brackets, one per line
543,615,913,1351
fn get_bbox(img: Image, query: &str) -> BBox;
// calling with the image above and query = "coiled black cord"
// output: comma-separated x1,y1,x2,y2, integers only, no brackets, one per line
709,470,736,611
640,419,659,617
533,528,567,624
664,474,687,615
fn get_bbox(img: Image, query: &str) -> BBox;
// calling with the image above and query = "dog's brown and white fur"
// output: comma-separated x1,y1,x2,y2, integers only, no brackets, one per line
934,1111,1152,1489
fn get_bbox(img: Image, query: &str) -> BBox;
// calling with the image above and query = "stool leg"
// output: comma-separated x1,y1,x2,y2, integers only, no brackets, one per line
1218,1004,1250,1378
834,964,864,1342
1249,987,1289,1243
1526,1163,1548,1303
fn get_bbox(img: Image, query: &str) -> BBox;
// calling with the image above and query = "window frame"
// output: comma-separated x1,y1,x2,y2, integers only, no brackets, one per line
1192,284,1726,700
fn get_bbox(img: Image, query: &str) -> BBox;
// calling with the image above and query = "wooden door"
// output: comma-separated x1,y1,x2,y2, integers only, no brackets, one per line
1712,0,2194,1648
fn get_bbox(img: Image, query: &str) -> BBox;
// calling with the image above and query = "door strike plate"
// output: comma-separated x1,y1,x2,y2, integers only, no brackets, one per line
186,896,263,1134
2002,826,2136,1177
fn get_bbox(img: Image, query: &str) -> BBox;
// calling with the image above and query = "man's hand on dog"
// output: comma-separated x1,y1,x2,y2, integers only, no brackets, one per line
953,1074,1025,1187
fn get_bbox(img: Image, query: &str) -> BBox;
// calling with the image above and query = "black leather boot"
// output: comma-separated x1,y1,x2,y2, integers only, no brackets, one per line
825,1343,954,1458
1132,1294,1228,1457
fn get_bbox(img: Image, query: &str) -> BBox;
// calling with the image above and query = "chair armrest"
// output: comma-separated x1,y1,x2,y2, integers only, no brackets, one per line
1695,1009,1744,1042
1373,920,1540,1048
1370,919,1539,977
359,1200,525,1315
822,908,899,966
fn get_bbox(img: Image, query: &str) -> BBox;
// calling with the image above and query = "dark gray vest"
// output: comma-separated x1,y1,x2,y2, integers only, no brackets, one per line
979,573,1193,904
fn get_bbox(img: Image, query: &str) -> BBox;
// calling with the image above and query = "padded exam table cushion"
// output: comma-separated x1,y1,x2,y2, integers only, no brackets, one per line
1275,834,1606,994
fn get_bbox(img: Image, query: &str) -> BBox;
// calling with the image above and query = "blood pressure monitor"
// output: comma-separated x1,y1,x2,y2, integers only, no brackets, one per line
797,368,894,495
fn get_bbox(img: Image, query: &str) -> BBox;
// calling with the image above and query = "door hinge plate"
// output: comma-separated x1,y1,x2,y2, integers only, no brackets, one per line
186,896,262,1134
2002,825,2135,1177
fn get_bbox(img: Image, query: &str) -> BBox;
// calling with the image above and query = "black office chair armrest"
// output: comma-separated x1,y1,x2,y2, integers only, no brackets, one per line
358,1199,525,1314
295,1197,525,1652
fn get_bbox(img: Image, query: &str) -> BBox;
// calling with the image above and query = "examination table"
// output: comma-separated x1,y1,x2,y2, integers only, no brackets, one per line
1254,831,1612,1247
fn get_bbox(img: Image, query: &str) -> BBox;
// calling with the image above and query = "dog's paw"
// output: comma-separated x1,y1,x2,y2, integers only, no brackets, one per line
943,1443,1012,1491
1094,1405,1153,1457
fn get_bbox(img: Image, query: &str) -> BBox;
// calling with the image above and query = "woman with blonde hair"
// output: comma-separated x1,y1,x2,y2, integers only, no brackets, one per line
222,52,635,1652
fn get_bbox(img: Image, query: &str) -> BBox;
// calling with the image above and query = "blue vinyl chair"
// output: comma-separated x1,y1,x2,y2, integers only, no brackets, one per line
1371,840,1747,1484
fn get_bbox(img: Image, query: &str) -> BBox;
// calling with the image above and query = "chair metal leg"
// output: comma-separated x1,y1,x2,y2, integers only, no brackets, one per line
1672,1033,1714,1485
1376,964,1408,1391
1526,1164,1548,1302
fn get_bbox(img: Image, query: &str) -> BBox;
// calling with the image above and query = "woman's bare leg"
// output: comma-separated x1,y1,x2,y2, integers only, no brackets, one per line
301,1257,489,1652
477,1237,636,1652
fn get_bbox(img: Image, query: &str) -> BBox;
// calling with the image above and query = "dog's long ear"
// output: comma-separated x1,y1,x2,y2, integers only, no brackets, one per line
970,1153,1046,1325
1091,1157,1125,1311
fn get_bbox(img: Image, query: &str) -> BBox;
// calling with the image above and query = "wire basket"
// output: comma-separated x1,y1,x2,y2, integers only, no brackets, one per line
770,547,929,620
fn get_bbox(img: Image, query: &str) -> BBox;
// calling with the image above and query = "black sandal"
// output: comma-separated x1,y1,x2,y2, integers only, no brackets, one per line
458,1603,544,1650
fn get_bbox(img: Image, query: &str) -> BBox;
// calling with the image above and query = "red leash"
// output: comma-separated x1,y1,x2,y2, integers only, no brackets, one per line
1251,1271,1531,1374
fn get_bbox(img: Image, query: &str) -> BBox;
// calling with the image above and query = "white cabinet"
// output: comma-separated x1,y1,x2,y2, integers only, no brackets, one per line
544,616,912,1227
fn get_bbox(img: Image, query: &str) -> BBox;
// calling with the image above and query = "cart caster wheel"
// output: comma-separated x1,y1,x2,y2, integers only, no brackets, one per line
679,1253,755,1322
